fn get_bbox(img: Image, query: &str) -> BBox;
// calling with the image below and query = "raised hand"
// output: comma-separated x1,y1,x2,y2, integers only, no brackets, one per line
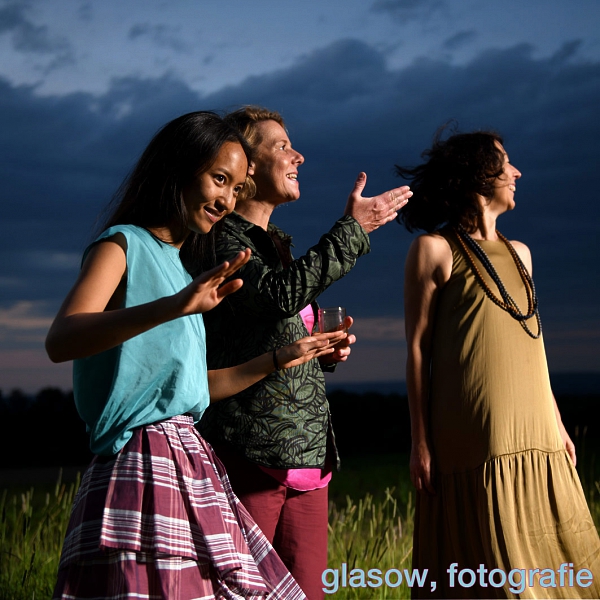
344,172,412,233
175,249,251,316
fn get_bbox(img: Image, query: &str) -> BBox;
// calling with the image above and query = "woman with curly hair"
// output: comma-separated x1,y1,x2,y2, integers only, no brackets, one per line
398,129,600,598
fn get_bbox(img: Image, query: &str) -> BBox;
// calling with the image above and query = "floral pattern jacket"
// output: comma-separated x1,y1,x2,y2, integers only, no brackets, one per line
198,211,370,468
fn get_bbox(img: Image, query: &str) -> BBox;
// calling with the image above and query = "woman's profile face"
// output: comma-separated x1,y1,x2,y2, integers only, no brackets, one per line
182,141,248,234
489,142,522,213
251,120,305,205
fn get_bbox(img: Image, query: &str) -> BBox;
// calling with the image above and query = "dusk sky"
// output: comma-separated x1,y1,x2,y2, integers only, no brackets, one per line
0,0,599,393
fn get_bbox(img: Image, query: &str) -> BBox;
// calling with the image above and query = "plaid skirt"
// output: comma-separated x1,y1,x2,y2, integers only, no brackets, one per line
53,415,306,600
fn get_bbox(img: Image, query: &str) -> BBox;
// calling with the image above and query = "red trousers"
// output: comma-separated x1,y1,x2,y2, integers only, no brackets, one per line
213,444,329,600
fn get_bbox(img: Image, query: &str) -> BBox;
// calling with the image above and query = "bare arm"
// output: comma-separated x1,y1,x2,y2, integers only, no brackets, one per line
344,172,412,233
45,238,251,362
552,394,576,465
207,330,347,401
404,234,452,494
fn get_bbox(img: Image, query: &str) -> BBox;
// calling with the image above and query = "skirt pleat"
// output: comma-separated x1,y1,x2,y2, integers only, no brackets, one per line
413,448,600,599
53,415,306,600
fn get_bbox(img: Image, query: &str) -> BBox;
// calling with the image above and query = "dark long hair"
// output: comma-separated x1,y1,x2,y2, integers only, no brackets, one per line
396,128,505,233
101,111,252,271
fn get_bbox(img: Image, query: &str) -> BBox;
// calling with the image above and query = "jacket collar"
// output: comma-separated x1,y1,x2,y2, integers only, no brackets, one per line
224,211,293,247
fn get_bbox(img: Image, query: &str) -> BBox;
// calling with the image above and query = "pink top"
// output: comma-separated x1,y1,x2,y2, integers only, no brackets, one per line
260,465,332,491
298,303,316,335
257,304,332,491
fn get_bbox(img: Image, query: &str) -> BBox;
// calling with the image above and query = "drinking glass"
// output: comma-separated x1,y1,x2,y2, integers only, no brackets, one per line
318,307,347,333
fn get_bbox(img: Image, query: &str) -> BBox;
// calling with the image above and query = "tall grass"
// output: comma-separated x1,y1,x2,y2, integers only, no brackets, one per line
326,488,414,599
0,471,78,600
1,460,599,600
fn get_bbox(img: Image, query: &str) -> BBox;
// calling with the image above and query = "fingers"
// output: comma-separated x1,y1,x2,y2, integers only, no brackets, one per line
385,185,412,213
412,470,436,495
349,172,367,198
568,442,577,466
312,331,347,344
423,472,436,495
336,339,353,350
215,278,244,299
312,346,336,359
298,333,346,359
222,248,252,275
194,249,251,285
332,333,355,351
361,185,411,233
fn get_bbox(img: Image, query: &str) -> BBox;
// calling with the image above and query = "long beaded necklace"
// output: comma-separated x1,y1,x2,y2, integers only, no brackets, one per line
454,224,542,339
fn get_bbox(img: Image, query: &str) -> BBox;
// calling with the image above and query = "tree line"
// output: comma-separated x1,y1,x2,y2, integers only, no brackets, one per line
0,388,598,469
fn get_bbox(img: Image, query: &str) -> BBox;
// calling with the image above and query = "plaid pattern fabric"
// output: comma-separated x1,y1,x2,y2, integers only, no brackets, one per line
53,415,306,600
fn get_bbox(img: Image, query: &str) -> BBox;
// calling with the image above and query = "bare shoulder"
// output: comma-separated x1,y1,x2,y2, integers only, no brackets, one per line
408,231,451,255
509,239,533,274
82,233,127,271
406,232,453,285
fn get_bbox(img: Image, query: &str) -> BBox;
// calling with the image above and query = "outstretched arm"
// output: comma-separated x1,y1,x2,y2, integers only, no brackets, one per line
404,234,452,495
46,237,251,362
215,175,411,320
207,330,347,401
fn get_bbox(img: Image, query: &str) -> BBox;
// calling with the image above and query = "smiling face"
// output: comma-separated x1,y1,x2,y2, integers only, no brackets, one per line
490,142,522,213
183,141,248,234
251,119,305,205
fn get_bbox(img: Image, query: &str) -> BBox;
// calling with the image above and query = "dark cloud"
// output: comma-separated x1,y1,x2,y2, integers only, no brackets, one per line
0,72,204,308
371,0,446,23
0,1,73,65
550,39,582,63
128,23,189,53
190,38,600,372
1,38,599,378
77,2,93,22
443,30,477,51
219,39,385,107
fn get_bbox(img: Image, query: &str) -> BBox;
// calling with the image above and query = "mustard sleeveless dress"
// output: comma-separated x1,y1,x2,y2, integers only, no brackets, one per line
412,229,600,599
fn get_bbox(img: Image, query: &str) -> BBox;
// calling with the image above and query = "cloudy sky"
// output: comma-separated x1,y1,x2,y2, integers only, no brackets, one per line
1,0,599,393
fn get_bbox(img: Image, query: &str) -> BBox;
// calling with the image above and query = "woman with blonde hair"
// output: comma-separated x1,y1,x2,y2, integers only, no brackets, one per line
199,105,411,599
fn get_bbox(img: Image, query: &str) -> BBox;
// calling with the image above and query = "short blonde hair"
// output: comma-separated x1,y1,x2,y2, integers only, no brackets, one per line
224,106,286,201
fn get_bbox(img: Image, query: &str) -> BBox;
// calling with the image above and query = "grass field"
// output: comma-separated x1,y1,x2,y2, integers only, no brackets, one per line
1,453,599,600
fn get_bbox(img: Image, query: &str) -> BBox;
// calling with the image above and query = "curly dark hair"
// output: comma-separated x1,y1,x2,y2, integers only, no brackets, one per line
396,128,505,233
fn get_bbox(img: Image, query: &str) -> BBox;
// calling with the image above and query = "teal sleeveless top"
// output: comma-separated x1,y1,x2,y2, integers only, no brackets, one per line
73,225,210,455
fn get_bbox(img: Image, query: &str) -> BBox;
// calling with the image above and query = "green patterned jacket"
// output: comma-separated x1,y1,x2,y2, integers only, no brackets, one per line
198,211,370,468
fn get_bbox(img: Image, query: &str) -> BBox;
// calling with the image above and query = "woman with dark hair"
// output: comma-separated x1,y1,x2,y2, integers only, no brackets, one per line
46,111,346,599
198,106,411,600
399,130,600,598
